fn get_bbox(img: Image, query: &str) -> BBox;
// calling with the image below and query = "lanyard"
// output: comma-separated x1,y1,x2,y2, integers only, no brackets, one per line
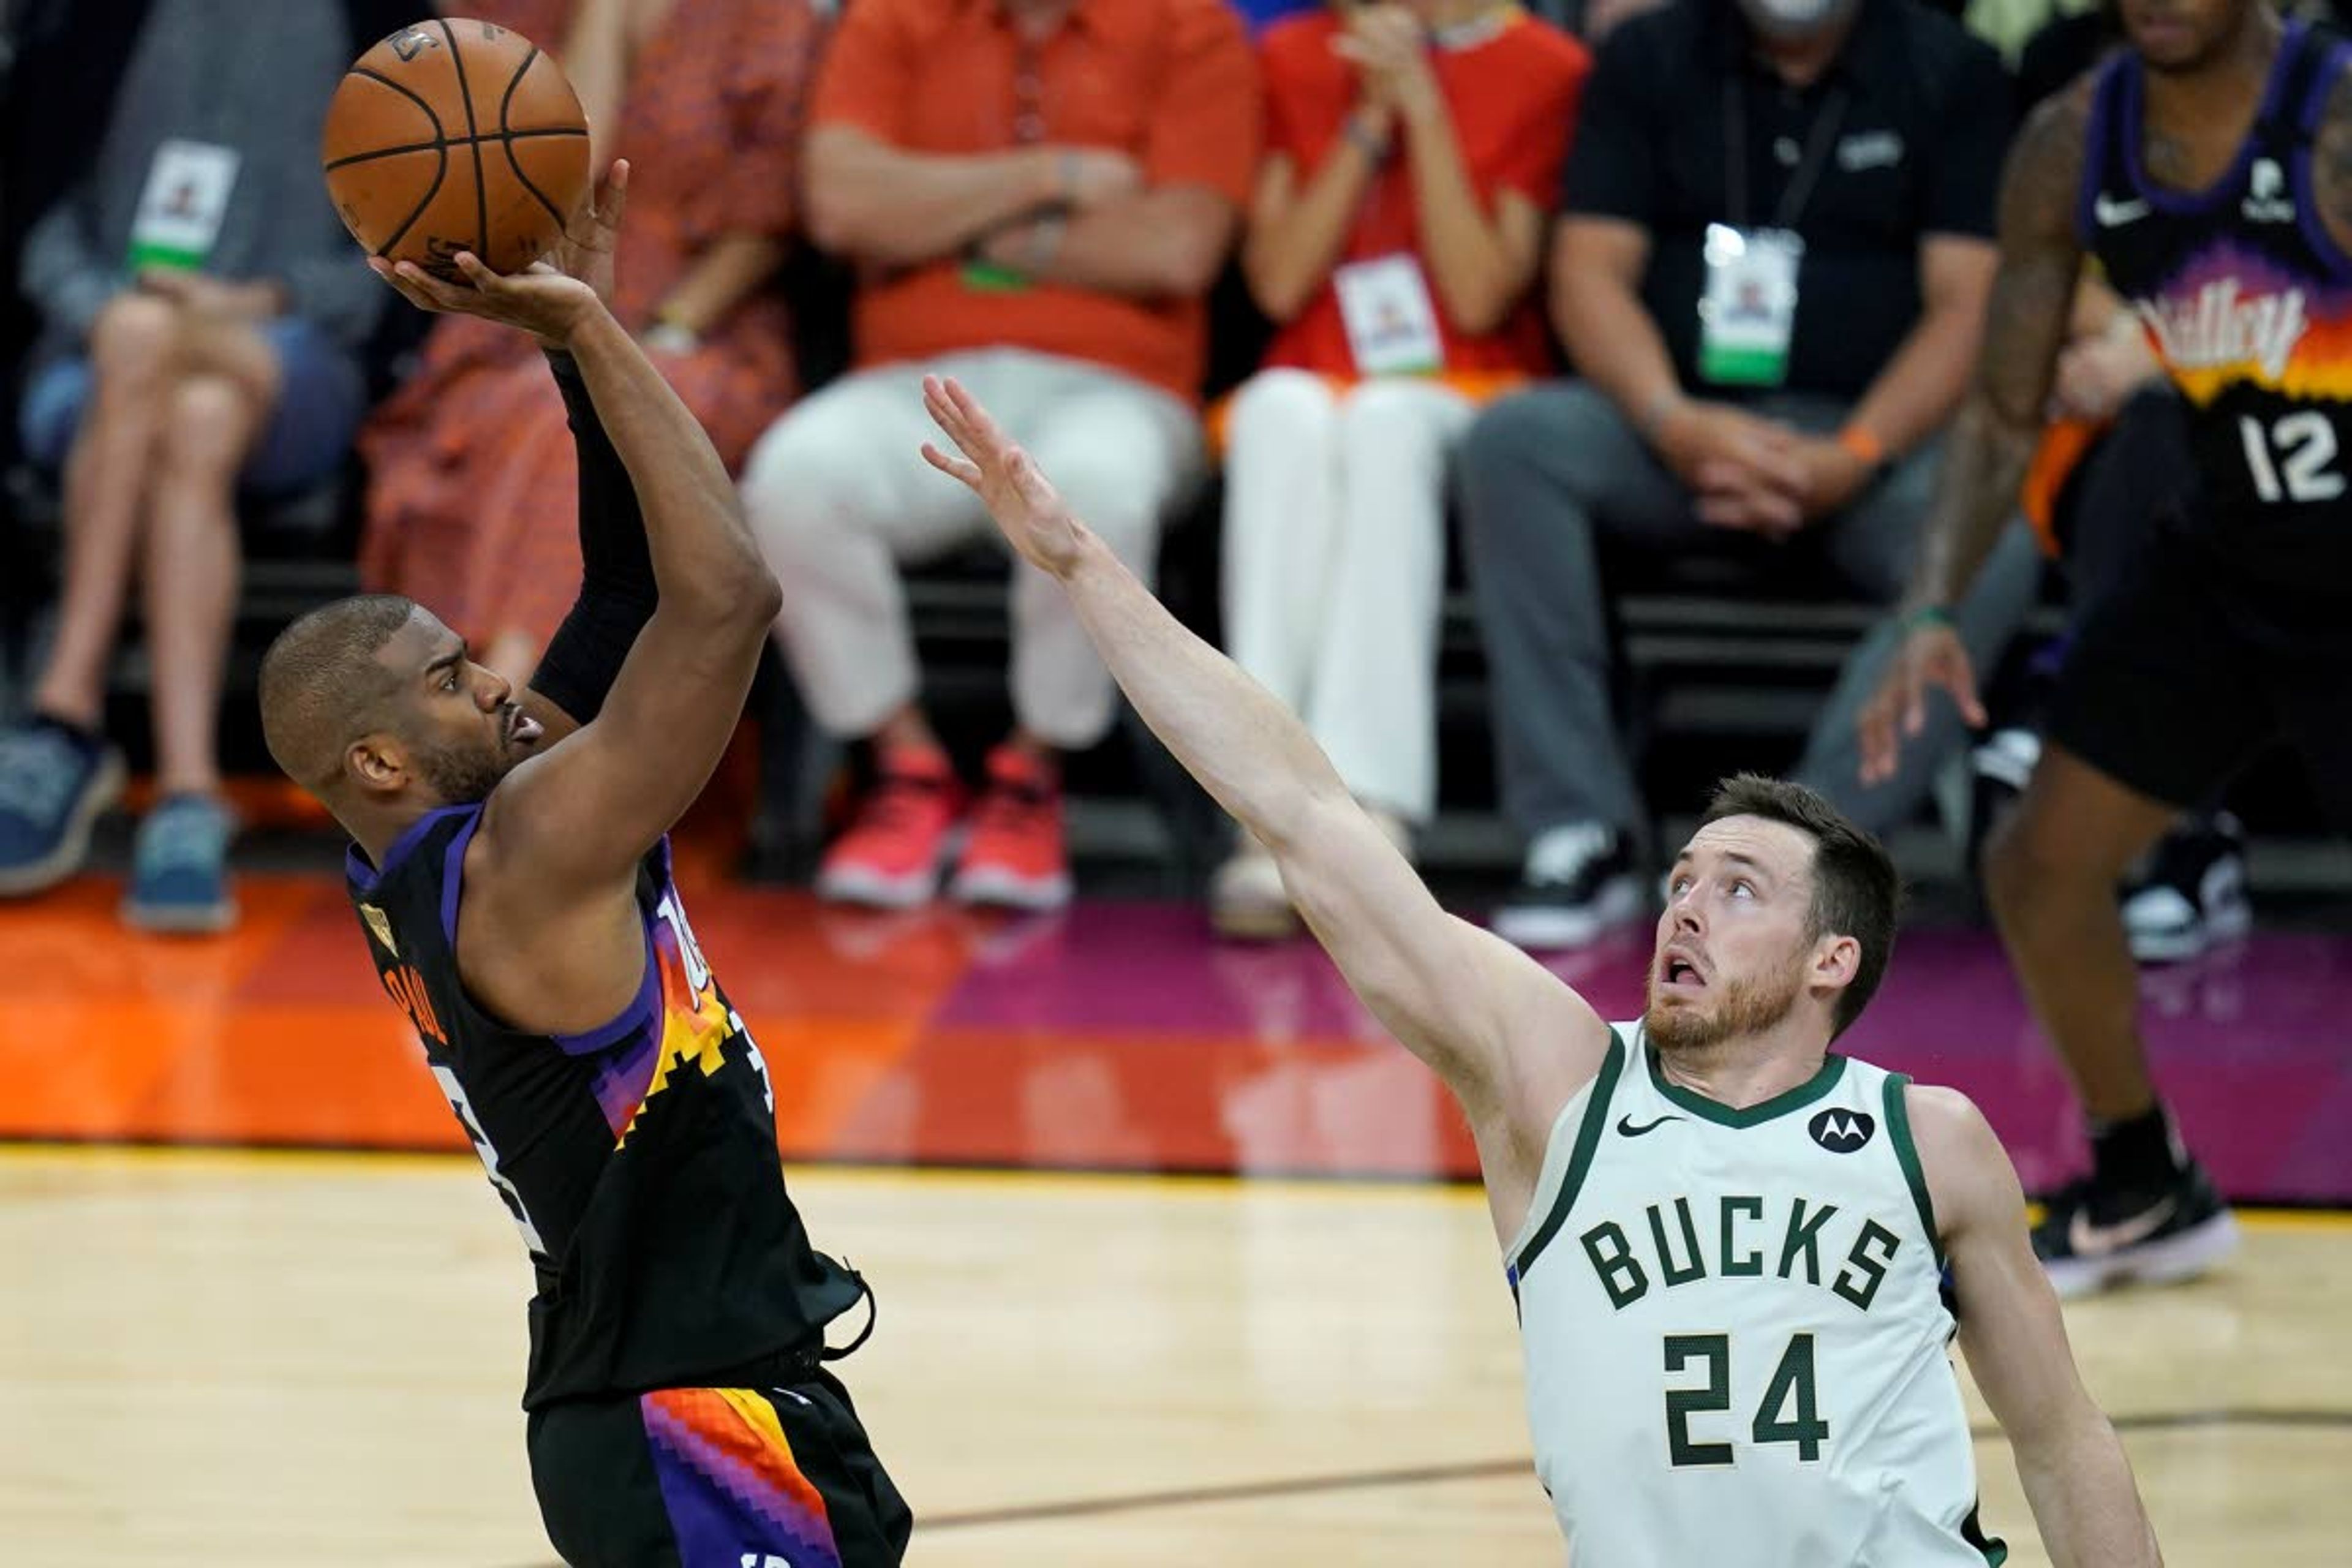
1724,73,1850,232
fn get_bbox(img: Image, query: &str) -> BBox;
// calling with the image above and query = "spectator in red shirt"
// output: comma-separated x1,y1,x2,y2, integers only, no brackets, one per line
1211,1,1587,939
742,0,1259,913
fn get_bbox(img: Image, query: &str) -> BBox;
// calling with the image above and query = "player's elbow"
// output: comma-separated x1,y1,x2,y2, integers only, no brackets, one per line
684,558,782,628
735,567,786,627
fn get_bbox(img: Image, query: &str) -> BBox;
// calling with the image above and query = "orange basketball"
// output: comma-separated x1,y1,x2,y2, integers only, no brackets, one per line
321,17,590,281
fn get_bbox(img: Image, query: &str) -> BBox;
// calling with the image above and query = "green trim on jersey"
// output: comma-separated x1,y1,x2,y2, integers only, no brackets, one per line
1510,1026,1629,1286
1646,1046,1848,1128
1961,1498,2010,1565
1884,1072,1945,1267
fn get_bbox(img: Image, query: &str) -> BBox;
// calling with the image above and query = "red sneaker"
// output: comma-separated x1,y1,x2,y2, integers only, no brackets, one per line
815,748,967,908
950,745,1072,911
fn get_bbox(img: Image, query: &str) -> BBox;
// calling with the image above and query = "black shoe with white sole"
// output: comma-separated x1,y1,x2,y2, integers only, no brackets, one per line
2031,1159,2238,1298
1492,826,1644,951
2121,813,2251,964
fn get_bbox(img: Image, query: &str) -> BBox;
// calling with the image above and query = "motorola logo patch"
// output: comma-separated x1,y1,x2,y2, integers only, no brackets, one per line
1808,1108,1876,1153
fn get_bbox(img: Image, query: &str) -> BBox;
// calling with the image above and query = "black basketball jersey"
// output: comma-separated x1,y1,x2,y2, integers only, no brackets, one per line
347,806,867,1408
2078,20,2352,591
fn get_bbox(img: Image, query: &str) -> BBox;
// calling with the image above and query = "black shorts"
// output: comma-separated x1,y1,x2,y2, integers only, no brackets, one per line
2045,525,2352,821
526,1369,911,1568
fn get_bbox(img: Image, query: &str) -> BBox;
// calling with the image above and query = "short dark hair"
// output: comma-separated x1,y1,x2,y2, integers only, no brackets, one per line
1698,774,1901,1037
258,595,419,794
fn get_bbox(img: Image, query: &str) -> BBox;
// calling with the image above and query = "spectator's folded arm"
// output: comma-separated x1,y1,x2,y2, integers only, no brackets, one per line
802,125,1057,266
997,185,1242,301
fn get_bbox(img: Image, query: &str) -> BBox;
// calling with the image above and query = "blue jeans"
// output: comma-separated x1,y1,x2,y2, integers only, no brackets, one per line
17,315,364,499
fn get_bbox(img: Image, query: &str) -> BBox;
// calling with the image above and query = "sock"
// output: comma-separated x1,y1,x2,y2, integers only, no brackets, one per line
2088,1104,2181,1194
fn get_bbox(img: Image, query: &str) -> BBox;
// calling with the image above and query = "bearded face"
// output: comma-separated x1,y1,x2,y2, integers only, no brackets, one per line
1644,943,1809,1056
410,729,520,805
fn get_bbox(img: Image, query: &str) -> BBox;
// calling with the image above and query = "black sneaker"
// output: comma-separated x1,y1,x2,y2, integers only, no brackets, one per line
2032,1159,2238,1298
2121,812,2251,964
1492,824,1644,951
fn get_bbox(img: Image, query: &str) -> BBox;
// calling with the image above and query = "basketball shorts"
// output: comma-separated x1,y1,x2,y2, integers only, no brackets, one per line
526,1369,911,1568
2044,524,2352,822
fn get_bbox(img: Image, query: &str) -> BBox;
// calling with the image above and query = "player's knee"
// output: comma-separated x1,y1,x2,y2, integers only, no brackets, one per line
88,293,181,384
158,374,260,478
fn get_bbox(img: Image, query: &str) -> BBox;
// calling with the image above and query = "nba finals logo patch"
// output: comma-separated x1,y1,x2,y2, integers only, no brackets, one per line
1808,1108,1876,1154
359,903,397,957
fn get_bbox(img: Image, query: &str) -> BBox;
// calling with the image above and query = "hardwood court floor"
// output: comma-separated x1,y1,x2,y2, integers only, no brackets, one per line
2,1145,2346,1567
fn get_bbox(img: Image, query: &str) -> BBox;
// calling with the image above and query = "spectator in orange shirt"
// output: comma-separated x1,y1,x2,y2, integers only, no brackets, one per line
742,0,1259,913
361,0,822,685
1210,2,1587,940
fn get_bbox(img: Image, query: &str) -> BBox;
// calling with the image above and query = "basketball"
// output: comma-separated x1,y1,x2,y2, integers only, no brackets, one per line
321,17,591,281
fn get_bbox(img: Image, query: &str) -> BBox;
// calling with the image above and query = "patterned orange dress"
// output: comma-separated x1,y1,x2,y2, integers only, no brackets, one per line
359,0,820,656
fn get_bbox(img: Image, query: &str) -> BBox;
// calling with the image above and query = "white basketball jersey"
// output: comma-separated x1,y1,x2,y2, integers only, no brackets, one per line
1503,1024,2003,1567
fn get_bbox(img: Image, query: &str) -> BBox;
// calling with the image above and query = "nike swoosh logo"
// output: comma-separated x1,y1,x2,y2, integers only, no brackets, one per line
1617,1114,1684,1137
2067,1196,2178,1257
2094,195,2150,227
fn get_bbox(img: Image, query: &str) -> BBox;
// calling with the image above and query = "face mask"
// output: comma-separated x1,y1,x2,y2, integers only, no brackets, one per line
1735,0,1856,39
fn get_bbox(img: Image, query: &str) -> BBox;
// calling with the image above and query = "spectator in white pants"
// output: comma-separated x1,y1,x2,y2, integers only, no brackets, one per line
739,0,1259,911
1208,0,1588,938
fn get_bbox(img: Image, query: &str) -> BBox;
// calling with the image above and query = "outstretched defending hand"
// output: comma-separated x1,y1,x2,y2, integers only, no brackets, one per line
919,374,1087,577
369,159,631,348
